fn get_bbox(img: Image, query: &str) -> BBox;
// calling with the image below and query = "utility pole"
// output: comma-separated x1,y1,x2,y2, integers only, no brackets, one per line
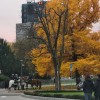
20,60,24,77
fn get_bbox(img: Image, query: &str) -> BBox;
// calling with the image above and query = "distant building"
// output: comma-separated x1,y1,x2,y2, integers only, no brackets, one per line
22,1,46,23
16,1,46,42
16,22,32,41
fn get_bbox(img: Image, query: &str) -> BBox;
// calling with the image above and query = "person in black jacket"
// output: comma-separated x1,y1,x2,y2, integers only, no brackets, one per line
83,75,94,100
94,74,100,100
5,80,9,89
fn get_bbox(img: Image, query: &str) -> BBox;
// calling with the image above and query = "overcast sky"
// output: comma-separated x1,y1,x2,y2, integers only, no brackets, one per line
0,0,27,42
0,0,100,42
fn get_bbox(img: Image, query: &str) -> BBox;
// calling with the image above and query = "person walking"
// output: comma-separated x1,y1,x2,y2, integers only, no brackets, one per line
94,74,100,100
83,75,94,100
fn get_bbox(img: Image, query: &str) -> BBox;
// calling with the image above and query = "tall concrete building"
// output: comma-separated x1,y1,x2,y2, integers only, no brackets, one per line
16,22,32,41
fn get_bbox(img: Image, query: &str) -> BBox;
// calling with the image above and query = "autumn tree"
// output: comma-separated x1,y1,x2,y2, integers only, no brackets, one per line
31,0,100,91
61,31,100,76
32,30,100,79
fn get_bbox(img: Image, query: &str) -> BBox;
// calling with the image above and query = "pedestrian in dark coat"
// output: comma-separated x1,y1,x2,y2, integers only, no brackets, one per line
83,75,94,100
5,80,9,89
94,74,100,100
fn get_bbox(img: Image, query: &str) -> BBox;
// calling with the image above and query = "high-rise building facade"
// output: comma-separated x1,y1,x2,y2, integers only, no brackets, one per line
22,1,46,23
16,22,32,41
16,1,46,42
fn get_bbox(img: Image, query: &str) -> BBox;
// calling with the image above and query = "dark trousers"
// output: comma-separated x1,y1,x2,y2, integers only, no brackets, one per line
84,93,92,100
95,96,100,100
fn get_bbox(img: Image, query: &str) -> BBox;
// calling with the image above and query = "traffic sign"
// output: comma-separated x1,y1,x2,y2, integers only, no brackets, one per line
70,63,73,71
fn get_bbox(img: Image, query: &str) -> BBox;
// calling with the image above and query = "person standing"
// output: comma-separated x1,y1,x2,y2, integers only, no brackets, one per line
94,74,100,100
83,75,94,100
5,80,9,89
17,77,21,90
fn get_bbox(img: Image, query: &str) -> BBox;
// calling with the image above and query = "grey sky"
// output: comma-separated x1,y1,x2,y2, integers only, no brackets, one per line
0,0,27,42
0,0,100,42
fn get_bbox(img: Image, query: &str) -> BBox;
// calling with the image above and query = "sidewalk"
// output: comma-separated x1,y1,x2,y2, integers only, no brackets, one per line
0,89,22,96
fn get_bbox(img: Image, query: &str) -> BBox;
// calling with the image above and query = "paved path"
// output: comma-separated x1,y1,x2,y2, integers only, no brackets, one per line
0,96,38,100
0,89,22,96
0,89,79,100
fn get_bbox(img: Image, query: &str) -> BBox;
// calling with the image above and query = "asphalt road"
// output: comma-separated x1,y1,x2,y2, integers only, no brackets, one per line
0,96,38,100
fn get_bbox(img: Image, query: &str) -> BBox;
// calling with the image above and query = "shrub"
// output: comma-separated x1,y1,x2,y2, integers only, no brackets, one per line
0,74,10,81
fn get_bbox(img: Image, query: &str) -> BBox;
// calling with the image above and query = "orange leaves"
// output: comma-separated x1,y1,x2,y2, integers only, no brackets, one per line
89,32,100,41
60,55,100,77
31,30,100,77
60,30,100,76
60,62,72,77
68,0,99,31
31,44,47,57
72,30,100,55
30,0,100,77
46,0,66,13
33,56,54,76
37,28,47,40
32,54,53,76
74,55,100,75
31,44,54,76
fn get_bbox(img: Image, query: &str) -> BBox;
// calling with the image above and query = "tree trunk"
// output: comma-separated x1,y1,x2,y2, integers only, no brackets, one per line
52,53,61,91
54,65,61,91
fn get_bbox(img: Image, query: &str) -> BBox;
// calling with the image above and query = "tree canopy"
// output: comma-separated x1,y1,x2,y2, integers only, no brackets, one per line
30,0,100,90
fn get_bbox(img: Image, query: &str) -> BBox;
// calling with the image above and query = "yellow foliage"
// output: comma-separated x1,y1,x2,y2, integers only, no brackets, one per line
60,55,100,77
31,30,100,77
31,47,54,76
30,0,100,77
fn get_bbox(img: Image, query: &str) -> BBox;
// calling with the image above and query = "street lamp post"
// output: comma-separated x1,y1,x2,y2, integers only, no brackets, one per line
20,60,24,77
20,59,25,90
0,70,1,74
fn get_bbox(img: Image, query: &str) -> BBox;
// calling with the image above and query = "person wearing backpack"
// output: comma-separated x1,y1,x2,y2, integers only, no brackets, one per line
83,75,94,100
94,74,100,100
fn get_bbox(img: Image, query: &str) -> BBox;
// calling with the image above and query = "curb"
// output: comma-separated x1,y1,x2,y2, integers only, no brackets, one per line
22,94,79,100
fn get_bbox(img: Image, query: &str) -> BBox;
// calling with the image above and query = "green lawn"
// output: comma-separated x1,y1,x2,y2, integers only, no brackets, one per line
25,90,96,100
24,90,85,99
39,91,83,95
24,85,95,100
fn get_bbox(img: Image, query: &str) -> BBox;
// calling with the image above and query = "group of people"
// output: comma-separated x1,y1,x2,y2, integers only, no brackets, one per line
82,74,100,100
8,77,26,90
